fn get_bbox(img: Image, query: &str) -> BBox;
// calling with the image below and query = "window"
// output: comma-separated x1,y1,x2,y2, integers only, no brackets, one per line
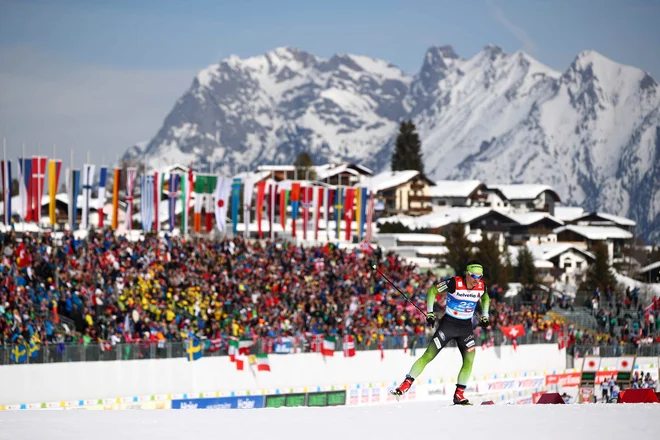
576,261,582,269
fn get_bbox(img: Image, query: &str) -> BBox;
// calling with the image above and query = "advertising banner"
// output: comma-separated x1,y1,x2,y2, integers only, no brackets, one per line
172,396,264,410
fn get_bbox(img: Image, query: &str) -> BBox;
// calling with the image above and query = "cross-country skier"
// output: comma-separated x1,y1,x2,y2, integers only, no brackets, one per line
391,260,490,405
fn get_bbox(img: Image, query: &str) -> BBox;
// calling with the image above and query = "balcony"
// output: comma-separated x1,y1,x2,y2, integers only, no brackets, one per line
408,195,432,202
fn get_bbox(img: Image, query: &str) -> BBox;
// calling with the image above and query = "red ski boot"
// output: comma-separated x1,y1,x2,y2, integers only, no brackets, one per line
391,375,415,396
453,386,471,405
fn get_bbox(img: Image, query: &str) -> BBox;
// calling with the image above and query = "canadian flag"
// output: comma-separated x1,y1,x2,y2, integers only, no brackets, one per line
343,335,355,357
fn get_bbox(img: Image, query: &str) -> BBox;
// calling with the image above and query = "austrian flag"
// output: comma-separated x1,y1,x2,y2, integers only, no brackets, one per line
343,335,355,357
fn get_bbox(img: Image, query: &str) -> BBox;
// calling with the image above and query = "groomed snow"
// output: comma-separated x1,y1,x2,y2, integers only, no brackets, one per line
2,403,658,440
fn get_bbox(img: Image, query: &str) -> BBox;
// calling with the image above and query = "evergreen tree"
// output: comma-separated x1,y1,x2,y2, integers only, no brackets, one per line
476,234,508,291
580,241,618,298
443,222,473,276
293,151,316,180
391,120,424,173
516,245,538,288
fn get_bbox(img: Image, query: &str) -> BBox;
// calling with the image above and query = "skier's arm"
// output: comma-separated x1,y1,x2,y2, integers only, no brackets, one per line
427,278,455,312
480,291,490,318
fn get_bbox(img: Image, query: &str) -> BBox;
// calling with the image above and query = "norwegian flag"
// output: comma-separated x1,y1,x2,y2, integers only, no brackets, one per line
125,167,137,230
359,240,374,254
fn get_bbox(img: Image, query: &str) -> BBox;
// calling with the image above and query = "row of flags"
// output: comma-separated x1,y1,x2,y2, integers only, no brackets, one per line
0,157,376,242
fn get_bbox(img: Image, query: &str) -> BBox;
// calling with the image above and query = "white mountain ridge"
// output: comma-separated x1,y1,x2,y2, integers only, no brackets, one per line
123,45,660,243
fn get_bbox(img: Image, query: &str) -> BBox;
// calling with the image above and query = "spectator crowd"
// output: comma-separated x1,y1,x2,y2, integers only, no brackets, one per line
0,229,618,359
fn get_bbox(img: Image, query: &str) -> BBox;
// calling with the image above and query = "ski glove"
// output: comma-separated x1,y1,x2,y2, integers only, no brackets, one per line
426,312,436,327
478,316,490,329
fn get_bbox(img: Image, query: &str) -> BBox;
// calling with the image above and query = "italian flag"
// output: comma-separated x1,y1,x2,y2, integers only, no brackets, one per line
256,353,270,372
228,339,238,362
239,337,253,355
235,353,246,371
322,335,336,357
343,335,355,357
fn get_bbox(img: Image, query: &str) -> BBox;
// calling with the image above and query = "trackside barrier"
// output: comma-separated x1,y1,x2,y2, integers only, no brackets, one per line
0,370,551,411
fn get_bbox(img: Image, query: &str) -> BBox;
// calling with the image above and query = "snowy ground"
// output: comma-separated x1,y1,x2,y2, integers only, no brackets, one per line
2,402,659,440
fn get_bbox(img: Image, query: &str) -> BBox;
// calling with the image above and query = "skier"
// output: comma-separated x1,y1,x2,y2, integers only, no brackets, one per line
391,260,490,405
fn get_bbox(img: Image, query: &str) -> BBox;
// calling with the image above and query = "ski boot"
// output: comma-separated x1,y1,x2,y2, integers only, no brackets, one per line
453,386,471,406
390,375,414,398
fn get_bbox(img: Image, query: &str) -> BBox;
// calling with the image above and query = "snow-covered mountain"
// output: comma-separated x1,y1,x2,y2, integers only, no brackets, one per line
123,45,660,243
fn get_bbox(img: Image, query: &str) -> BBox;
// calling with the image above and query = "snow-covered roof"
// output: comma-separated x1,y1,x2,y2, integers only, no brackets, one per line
364,170,421,192
487,184,559,201
574,212,636,227
376,214,416,227
553,225,633,240
553,206,585,222
390,245,448,256
614,272,660,297
377,233,446,244
233,170,272,182
406,207,492,230
504,212,564,226
508,243,595,267
638,261,660,274
430,180,483,198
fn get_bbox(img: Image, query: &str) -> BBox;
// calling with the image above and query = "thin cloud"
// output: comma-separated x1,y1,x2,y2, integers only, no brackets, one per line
486,0,537,55
0,45,198,165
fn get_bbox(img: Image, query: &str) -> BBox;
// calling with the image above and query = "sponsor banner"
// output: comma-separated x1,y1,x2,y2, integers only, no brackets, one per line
306,391,347,407
172,396,264,410
595,371,617,385
273,340,293,354
264,393,306,408
76,401,171,411
545,373,581,387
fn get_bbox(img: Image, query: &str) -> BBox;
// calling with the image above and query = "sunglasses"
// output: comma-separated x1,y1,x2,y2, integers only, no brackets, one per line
467,272,483,280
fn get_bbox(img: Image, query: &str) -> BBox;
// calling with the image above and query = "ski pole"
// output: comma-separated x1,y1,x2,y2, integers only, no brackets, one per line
371,264,427,319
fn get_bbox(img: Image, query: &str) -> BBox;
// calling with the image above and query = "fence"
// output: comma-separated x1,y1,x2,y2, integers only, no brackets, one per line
0,330,556,366
570,343,660,358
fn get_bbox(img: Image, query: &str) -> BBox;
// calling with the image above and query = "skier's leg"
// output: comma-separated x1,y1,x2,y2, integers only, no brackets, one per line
408,337,441,378
452,333,476,404
392,330,444,395
456,338,476,386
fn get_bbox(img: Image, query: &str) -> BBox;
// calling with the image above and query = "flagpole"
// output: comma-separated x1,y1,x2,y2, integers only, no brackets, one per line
3,138,6,224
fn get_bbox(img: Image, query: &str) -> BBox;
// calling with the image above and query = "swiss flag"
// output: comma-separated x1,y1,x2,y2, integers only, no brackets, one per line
500,324,526,339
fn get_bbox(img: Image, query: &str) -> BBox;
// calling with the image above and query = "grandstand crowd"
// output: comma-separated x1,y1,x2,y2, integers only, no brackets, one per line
0,229,656,358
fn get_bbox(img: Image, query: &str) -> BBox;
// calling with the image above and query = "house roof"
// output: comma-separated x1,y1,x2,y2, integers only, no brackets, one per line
574,211,637,227
504,212,564,227
405,207,493,230
487,184,561,202
508,243,595,267
364,170,422,192
377,233,446,244
430,180,483,198
553,206,585,222
553,225,633,240
638,261,660,274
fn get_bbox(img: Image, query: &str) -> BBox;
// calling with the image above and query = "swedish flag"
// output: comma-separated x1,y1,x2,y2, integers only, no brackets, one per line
185,337,203,362
11,343,27,364
29,334,41,359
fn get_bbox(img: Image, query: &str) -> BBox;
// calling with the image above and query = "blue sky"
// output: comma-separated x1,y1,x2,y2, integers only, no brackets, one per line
0,0,658,165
